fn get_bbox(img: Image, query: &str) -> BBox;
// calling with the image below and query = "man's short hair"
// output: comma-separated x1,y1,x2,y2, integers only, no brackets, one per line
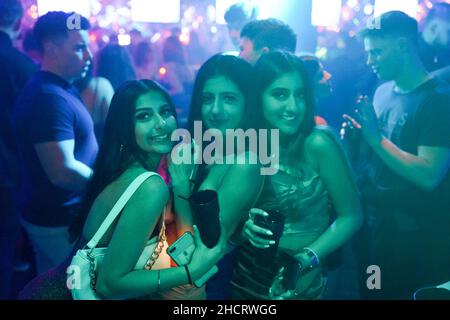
359,10,418,42
240,18,297,52
33,11,90,52
425,2,450,24
0,0,23,28
224,2,257,26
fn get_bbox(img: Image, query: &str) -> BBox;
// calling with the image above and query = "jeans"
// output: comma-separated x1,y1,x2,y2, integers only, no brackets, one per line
21,219,75,276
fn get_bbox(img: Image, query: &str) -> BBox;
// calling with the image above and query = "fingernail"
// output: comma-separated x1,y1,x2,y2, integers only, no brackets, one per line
266,231,273,236
269,240,276,245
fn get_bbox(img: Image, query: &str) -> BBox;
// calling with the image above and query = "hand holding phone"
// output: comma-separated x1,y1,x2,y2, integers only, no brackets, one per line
167,232,219,287
167,231,196,266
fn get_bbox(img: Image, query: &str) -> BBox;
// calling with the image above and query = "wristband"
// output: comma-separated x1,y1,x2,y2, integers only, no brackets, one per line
302,247,320,269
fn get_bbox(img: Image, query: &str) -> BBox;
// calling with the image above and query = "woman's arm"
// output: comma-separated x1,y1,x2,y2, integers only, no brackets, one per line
295,130,363,266
96,77,114,120
169,153,196,237
94,175,220,299
203,157,264,240
171,150,264,241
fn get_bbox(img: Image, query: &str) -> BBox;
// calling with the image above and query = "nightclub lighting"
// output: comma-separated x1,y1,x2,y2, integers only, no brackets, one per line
159,67,167,76
257,0,304,22
36,0,91,17
117,34,131,46
374,0,420,18
347,0,358,9
364,4,374,15
150,32,162,44
130,0,180,23
179,30,190,45
311,0,343,27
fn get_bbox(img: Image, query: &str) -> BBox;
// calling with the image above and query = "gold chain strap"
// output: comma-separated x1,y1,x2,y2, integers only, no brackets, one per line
88,225,167,293
87,249,98,292
143,205,167,271
144,222,167,271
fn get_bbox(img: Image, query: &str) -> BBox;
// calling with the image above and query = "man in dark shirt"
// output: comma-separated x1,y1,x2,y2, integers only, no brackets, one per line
13,11,98,275
0,0,37,299
346,11,450,299
419,2,450,71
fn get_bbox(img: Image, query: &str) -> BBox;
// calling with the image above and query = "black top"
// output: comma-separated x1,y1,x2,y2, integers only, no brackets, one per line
0,31,37,187
365,77,450,232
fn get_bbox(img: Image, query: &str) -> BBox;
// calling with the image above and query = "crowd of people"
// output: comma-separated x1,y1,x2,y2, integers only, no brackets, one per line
1,0,449,300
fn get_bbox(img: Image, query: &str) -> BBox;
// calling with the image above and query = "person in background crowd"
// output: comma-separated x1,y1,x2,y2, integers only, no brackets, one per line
0,0,37,300
12,11,98,275
344,11,450,299
96,43,136,90
22,29,41,65
132,41,158,81
159,35,194,127
74,64,114,144
299,54,333,125
419,2,450,71
321,31,378,129
224,1,258,50
239,18,297,65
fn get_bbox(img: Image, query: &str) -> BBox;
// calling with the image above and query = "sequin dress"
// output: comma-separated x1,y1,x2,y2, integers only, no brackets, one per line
231,163,332,300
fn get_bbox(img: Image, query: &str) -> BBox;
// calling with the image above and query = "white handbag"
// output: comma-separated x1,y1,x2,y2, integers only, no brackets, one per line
66,171,170,300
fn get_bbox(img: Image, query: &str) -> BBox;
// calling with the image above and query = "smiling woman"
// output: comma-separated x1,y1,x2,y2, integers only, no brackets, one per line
18,80,226,300
134,90,177,157
231,51,363,300
66,80,226,299
200,75,246,134
169,54,264,299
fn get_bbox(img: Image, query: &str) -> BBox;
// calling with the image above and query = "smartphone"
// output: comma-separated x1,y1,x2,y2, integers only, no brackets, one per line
278,251,302,291
167,231,195,266
166,231,219,287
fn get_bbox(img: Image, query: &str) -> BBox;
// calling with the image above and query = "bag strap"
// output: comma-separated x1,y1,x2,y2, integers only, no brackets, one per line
86,171,159,249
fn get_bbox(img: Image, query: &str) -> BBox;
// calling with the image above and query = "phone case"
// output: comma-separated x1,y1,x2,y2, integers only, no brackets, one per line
167,231,219,288
278,251,302,290
167,232,195,266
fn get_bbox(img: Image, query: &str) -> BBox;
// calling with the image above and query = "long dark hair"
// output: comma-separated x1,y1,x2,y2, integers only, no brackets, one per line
96,44,136,90
69,80,177,241
187,54,255,134
254,51,316,167
162,35,186,64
